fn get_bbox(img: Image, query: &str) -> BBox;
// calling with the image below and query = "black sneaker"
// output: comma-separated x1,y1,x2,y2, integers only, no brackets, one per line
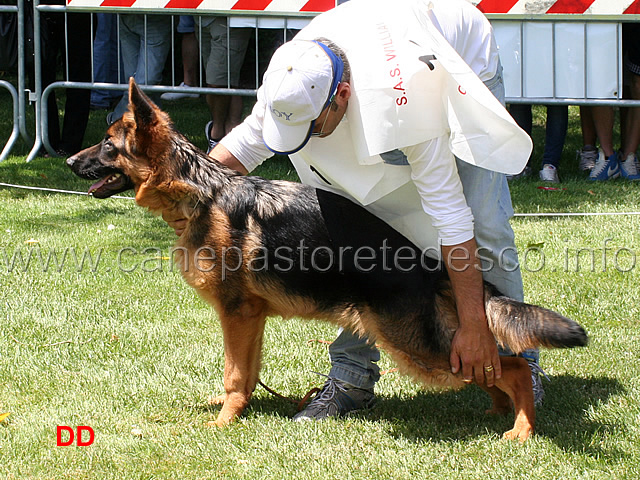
506,165,532,181
204,121,219,154
528,361,549,407
293,376,375,421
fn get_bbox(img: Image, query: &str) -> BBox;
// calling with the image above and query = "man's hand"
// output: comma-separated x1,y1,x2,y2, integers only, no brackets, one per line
449,322,501,387
162,208,188,236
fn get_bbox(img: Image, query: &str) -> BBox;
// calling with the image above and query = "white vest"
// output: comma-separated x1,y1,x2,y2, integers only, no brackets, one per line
286,0,531,251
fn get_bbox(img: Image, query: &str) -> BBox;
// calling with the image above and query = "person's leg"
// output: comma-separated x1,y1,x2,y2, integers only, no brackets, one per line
133,15,171,87
577,106,598,172
91,13,121,109
112,15,171,120
161,16,200,102
455,160,544,407
506,103,532,179
181,29,199,87
227,96,245,135
622,74,640,158
508,104,532,136
541,105,568,169
589,106,620,180
327,329,380,390
620,23,640,180
59,12,92,154
580,106,596,147
201,18,251,146
40,12,62,152
591,106,615,157
539,105,568,182
111,15,142,120
455,161,524,303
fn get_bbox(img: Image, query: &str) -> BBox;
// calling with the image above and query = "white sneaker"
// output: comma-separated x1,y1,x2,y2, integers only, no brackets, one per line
577,147,597,172
160,82,199,101
620,153,640,180
539,164,560,183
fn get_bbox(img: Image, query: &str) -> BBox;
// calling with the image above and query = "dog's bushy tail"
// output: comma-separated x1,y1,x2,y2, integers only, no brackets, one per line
485,295,588,354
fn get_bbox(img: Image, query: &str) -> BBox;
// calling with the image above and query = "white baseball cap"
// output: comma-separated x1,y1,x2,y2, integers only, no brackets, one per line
262,40,343,154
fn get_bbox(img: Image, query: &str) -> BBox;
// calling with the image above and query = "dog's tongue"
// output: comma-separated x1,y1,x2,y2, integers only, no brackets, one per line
88,173,123,195
88,176,110,194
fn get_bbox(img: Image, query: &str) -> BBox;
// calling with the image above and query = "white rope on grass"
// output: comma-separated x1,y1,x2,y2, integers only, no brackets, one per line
2,181,640,217
0,182,134,200
514,211,640,217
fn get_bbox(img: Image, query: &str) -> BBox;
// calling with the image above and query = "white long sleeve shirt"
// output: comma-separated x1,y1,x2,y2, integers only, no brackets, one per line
221,0,530,249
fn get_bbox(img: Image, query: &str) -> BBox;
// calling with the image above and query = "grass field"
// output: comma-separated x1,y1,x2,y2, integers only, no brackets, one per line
1,84,639,479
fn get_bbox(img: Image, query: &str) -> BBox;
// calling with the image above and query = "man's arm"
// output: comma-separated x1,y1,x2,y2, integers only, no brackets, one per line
403,138,500,386
212,143,249,175
443,238,501,387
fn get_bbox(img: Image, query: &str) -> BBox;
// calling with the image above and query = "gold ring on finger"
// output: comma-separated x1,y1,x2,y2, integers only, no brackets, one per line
484,365,494,373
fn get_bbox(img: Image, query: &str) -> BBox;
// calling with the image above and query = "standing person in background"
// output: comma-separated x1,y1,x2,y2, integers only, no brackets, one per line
161,15,200,102
28,0,92,155
107,14,171,124
618,22,640,180
577,23,640,181
197,17,251,153
509,104,568,183
90,13,123,111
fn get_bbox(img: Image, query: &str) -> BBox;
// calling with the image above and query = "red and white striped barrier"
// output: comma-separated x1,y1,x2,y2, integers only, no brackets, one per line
66,0,640,15
66,0,336,13
473,0,640,15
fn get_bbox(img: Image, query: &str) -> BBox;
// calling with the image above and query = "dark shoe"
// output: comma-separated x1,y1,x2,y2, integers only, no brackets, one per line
577,146,597,172
528,361,549,407
506,165,532,181
204,120,219,154
293,376,375,421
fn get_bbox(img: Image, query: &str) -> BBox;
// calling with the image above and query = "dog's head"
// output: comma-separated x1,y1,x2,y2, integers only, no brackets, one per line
67,78,188,209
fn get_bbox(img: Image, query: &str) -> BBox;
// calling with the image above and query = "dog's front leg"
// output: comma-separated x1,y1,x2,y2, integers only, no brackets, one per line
212,301,267,427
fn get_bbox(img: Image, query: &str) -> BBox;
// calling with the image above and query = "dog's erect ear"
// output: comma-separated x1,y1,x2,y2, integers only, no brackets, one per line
128,77,158,129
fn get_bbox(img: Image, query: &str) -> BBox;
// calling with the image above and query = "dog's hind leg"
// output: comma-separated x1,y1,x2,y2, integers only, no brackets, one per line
492,356,535,442
479,384,512,416
211,298,267,427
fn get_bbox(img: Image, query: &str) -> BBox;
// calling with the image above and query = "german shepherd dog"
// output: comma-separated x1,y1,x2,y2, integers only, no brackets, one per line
67,79,587,442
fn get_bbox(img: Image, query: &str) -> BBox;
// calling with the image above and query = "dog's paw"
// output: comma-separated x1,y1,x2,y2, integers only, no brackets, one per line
502,425,533,443
207,394,226,406
205,410,238,428
205,419,229,428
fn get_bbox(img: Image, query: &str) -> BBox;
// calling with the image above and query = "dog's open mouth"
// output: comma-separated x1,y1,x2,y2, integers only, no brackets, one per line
88,172,130,198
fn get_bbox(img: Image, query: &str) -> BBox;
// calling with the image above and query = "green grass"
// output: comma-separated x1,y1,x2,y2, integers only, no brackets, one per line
1,82,640,478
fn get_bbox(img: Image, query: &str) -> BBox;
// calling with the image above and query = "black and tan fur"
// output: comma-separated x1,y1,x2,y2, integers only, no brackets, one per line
67,79,588,442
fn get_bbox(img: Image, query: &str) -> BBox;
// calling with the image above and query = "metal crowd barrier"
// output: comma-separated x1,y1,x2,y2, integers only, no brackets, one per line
2,1,640,162
28,1,311,160
0,0,30,161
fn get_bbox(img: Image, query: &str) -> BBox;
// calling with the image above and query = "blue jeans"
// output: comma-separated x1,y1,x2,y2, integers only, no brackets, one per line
328,65,536,390
509,104,568,168
90,14,123,109
112,15,172,119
